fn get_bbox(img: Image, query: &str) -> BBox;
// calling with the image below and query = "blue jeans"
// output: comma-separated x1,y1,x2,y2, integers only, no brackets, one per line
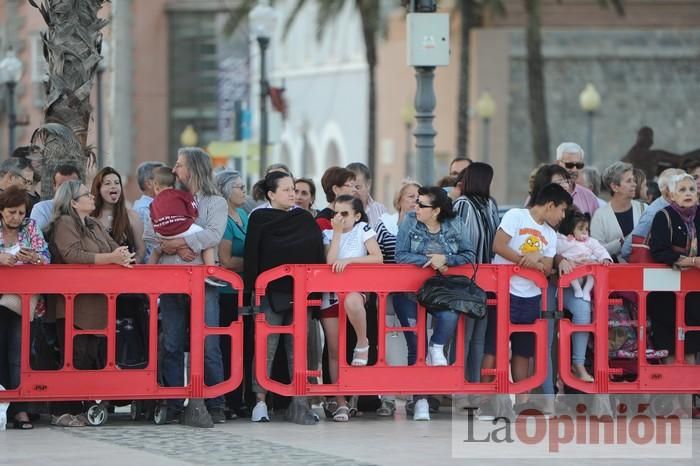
160,286,225,410
542,285,592,395
392,294,417,365
430,310,459,346
465,316,487,383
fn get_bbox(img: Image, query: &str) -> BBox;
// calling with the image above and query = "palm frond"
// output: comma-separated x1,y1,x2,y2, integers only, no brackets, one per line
223,0,255,37
283,0,310,38
316,0,346,40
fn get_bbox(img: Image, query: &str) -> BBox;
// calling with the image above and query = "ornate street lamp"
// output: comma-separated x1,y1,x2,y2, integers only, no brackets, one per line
0,49,24,156
475,91,495,163
250,0,278,178
579,83,601,166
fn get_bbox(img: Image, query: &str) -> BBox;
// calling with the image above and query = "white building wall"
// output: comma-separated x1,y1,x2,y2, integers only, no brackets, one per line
250,0,368,189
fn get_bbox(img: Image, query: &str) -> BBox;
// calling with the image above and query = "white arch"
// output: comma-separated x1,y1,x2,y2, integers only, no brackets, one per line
317,121,348,177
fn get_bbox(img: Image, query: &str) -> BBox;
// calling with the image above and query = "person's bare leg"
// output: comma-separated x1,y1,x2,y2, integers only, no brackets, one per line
345,293,369,365
320,317,345,407
512,355,530,404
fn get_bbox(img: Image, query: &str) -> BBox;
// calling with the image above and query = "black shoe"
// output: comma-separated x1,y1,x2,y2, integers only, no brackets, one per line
209,407,226,424
427,396,440,414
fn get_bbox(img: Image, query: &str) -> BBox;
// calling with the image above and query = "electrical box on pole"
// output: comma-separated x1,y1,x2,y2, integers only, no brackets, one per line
406,13,450,67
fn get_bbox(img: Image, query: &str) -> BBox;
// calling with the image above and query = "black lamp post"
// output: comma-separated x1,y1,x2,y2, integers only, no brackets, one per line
0,49,23,157
250,0,278,178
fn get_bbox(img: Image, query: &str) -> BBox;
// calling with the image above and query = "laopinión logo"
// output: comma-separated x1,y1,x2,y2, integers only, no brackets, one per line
451,394,693,459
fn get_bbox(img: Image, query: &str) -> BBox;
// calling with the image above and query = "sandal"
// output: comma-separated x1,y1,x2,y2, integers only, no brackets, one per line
332,405,350,422
351,345,369,366
376,399,396,417
323,400,339,419
51,413,87,427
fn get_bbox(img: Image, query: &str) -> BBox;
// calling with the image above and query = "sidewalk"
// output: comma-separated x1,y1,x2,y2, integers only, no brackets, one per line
1,404,697,465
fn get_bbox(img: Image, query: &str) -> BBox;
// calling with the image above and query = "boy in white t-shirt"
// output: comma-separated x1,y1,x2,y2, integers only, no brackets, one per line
319,194,383,422
481,183,572,411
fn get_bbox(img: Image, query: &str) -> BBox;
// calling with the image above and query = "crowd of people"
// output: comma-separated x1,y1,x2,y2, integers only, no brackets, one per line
0,139,699,429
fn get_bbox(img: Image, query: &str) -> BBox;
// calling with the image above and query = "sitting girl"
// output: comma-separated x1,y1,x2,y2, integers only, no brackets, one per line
557,209,612,302
320,195,383,421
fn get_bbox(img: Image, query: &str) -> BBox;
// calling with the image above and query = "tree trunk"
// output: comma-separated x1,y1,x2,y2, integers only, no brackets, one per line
28,0,108,198
456,0,479,160
358,3,378,192
524,0,550,166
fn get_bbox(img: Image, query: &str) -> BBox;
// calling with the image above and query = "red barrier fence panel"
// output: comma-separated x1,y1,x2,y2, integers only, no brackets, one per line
0,265,244,403
558,264,700,394
253,264,550,397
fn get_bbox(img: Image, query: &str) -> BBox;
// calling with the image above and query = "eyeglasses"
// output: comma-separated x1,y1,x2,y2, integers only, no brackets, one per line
342,183,356,189
564,162,585,170
73,192,93,200
416,201,435,209
232,184,246,191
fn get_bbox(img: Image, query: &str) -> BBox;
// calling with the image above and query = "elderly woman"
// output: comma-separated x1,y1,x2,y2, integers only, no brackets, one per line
396,186,475,421
215,170,252,419
648,173,700,363
0,186,49,430
47,180,134,427
591,162,646,260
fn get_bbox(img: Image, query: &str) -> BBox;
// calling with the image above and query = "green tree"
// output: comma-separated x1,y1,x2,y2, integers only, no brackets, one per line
28,0,109,198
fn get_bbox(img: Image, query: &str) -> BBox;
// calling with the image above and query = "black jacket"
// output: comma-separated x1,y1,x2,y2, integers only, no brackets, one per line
649,206,700,265
243,207,325,296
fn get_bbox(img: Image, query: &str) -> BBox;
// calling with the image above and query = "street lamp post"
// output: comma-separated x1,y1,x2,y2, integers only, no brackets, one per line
0,49,24,156
401,103,415,179
250,0,278,179
579,83,601,166
475,92,496,163
96,41,109,168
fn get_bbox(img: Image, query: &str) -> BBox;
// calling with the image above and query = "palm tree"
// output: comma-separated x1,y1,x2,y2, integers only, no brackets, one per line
28,0,109,198
227,0,383,180
526,0,624,166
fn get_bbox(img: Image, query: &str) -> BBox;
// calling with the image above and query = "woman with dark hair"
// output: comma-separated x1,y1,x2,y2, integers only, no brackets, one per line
316,167,357,230
91,167,145,263
0,186,49,430
244,171,325,424
453,162,500,383
294,177,317,217
528,164,572,206
395,186,475,421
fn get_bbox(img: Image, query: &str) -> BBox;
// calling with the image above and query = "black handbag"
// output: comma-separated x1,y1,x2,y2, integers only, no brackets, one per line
416,266,487,319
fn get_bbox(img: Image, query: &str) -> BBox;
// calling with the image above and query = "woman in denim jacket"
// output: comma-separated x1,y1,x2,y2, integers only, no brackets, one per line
395,186,475,420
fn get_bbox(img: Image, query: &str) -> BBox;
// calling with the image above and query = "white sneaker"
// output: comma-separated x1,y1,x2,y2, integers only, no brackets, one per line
413,399,430,421
427,345,448,366
251,401,270,422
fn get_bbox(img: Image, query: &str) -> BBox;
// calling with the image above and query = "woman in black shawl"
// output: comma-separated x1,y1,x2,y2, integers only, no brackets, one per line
244,172,325,424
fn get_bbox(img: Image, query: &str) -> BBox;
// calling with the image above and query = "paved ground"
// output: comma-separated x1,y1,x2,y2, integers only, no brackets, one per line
1,400,697,466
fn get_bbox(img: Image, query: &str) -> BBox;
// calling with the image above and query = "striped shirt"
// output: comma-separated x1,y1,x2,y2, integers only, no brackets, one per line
366,196,388,230
375,220,397,264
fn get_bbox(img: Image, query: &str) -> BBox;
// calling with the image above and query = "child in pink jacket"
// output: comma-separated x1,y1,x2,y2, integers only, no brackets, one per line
557,210,612,302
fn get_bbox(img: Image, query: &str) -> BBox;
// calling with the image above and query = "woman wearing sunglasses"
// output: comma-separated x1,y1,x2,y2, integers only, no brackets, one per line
395,186,475,421
319,194,382,422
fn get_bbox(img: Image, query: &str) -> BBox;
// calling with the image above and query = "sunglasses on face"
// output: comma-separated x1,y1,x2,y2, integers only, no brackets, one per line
416,201,435,209
564,162,585,170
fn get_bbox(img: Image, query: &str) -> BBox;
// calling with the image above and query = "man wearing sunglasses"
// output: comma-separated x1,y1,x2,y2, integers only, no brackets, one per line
555,142,599,216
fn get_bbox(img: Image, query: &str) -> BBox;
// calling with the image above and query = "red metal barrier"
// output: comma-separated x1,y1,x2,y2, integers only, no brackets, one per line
0,265,244,402
558,264,700,393
253,264,549,396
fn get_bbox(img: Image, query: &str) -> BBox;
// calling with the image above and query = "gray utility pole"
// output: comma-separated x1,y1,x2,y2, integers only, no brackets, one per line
406,1,450,186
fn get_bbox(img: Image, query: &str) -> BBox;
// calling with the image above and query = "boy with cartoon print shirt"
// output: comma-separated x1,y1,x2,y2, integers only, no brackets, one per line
482,183,572,407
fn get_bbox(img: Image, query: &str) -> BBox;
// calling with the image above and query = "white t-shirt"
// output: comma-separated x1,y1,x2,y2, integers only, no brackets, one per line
492,208,557,297
322,221,376,260
321,222,376,309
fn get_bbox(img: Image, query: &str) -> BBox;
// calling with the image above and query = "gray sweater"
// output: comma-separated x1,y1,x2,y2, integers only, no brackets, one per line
143,192,227,265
